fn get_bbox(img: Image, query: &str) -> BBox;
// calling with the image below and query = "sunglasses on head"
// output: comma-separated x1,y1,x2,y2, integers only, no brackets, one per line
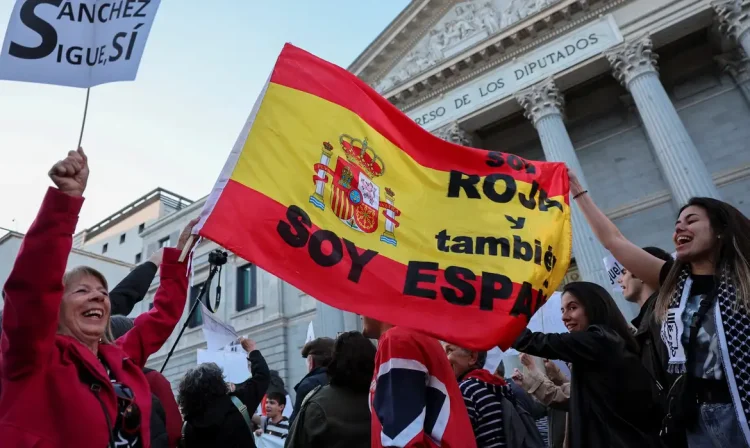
112,382,141,434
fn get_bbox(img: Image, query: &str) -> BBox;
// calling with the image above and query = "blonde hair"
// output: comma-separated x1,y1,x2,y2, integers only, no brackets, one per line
61,266,113,343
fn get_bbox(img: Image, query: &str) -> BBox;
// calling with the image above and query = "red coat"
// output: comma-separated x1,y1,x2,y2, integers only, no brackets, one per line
144,369,183,448
0,187,188,448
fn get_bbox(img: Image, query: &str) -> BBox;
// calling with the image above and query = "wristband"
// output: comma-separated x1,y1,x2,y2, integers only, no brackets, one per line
573,190,588,200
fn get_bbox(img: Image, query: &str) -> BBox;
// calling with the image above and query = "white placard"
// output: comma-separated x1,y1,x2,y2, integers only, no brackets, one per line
255,434,284,448
408,15,623,131
483,346,504,374
603,253,625,293
201,302,238,351
305,321,315,343
0,0,161,88
196,349,250,384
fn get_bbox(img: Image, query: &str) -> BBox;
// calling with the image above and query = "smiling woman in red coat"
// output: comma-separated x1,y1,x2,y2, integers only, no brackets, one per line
0,148,195,448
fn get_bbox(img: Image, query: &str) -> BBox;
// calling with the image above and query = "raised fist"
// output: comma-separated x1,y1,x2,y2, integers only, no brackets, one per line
239,337,257,353
49,148,89,197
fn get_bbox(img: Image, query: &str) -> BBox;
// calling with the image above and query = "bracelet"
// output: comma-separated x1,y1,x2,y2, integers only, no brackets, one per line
573,190,588,200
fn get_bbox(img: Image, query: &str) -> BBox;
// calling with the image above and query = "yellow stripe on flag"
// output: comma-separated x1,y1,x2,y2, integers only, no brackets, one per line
230,83,571,294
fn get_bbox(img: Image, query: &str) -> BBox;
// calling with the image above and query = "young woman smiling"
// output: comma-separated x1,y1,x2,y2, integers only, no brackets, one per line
512,281,662,448
568,169,750,447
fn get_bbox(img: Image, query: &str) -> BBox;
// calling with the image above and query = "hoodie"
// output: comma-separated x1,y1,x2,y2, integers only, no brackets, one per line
182,350,270,448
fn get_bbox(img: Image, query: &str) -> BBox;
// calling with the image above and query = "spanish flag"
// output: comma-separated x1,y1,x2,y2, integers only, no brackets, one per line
194,44,571,350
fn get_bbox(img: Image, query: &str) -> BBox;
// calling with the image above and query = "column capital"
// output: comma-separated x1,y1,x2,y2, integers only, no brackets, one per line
515,78,564,126
715,50,750,81
434,122,476,146
606,35,659,87
714,0,750,43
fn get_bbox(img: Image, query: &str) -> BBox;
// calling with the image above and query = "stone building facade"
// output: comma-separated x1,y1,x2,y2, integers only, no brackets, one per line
349,0,750,317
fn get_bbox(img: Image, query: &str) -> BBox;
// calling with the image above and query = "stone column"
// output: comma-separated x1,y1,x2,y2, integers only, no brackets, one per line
313,301,345,339
714,0,750,58
606,36,720,204
434,121,477,146
515,78,615,299
716,51,750,105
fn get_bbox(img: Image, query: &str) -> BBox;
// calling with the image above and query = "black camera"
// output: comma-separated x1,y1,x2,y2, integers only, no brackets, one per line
208,249,228,266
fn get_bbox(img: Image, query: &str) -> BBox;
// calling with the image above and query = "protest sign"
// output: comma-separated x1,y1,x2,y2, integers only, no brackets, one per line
484,347,504,375
196,349,250,384
603,252,625,293
255,434,284,448
0,0,161,88
305,321,315,343
201,302,238,351
191,44,572,350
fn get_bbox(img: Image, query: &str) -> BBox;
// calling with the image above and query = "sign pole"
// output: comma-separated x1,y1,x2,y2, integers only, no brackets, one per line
76,87,91,148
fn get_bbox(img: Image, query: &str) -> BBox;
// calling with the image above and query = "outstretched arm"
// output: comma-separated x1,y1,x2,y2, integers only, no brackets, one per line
568,169,665,290
232,339,271,412
1,149,88,379
512,326,610,364
116,219,197,366
109,254,159,316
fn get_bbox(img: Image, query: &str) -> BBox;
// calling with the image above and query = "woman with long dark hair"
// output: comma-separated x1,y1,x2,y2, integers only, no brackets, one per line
285,331,375,448
513,281,662,448
569,169,750,447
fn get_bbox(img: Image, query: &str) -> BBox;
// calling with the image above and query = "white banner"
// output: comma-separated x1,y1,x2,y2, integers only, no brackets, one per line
603,253,625,293
0,0,161,88
196,349,250,384
201,302,239,351
407,15,623,131
305,321,315,343
255,434,285,448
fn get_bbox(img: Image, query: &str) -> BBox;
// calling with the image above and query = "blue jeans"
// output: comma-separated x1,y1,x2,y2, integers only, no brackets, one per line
686,403,749,448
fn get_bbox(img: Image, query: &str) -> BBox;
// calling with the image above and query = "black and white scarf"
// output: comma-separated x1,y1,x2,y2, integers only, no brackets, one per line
660,265,750,443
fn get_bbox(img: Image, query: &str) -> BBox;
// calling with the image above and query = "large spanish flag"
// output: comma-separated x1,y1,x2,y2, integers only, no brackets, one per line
194,44,571,350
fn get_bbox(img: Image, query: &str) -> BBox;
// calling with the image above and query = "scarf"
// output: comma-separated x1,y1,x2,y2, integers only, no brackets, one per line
464,368,507,386
660,265,750,443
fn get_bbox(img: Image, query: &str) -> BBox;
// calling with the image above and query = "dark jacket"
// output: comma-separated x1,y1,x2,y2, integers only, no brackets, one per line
151,393,170,448
110,261,159,316
513,326,663,448
285,384,370,448
632,294,673,400
183,350,270,448
290,366,328,423
144,367,183,448
0,188,189,448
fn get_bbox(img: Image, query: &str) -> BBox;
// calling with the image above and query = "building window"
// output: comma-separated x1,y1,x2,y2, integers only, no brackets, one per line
102,243,108,254
135,253,142,264
120,233,126,244
158,236,171,248
236,264,257,311
188,283,204,328
138,223,146,233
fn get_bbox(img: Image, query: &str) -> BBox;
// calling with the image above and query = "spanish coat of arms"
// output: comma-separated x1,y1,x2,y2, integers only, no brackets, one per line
309,134,401,246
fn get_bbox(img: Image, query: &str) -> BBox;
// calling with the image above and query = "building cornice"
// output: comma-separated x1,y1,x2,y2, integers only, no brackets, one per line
0,231,135,268
386,0,625,110
140,196,207,237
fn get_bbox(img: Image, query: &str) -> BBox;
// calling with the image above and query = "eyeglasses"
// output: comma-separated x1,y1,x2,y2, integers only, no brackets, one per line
112,382,141,434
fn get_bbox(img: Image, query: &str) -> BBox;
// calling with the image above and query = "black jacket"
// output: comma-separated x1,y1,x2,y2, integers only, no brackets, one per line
110,261,158,316
290,367,328,423
632,294,673,399
513,326,663,448
183,350,270,448
285,384,370,448
150,393,169,448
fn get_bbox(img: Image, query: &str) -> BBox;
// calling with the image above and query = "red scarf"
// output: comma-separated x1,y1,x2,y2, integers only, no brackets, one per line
463,368,507,386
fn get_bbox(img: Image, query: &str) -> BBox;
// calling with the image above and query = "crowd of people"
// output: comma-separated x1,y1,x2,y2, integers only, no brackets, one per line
0,148,748,448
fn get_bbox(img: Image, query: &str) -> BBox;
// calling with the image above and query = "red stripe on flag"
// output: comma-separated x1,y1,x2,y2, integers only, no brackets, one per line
270,44,569,203
200,180,542,350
